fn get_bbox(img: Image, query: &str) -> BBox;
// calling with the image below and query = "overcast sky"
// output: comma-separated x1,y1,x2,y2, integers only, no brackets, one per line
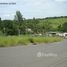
0,0,67,19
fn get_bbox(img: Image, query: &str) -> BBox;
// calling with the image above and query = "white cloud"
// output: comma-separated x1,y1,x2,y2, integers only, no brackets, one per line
55,0,67,2
0,13,15,20
0,0,67,19
3,14,15,17
0,0,18,3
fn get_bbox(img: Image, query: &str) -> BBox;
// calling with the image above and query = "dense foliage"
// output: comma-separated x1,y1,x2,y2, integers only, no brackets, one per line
0,11,67,35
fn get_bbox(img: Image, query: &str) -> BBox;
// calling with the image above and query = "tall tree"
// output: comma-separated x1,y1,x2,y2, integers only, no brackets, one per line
14,11,24,35
14,11,23,23
0,17,2,30
0,17,1,21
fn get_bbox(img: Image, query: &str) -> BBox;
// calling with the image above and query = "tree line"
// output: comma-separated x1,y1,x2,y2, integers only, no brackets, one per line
0,11,67,35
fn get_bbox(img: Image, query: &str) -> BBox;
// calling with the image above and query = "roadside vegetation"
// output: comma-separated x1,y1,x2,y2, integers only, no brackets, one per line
0,11,66,47
0,11,67,36
0,35,63,47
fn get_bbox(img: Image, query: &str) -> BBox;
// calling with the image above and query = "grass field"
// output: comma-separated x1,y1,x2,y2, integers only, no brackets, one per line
0,35,63,47
40,18,67,30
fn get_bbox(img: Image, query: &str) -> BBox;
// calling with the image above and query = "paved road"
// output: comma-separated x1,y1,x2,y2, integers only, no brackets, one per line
0,39,67,67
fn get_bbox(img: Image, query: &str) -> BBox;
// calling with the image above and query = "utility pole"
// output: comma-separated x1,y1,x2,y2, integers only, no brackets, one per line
3,27,6,35
18,29,21,36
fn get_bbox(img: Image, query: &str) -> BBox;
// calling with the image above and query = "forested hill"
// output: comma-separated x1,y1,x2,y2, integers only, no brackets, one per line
37,16,67,31
0,11,67,35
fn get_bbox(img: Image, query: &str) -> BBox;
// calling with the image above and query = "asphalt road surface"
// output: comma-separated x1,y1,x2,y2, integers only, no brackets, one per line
0,39,67,67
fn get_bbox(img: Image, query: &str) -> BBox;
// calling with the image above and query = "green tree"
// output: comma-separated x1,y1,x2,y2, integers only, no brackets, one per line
2,20,18,35
14,11,23,23
14,11,25,35
58,25,62,32
0,18,2,30
0,17,1,21
62,22,67,32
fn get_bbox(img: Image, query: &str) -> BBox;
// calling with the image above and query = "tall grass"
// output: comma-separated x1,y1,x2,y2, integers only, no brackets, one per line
29,36,63,43
0,35,63,47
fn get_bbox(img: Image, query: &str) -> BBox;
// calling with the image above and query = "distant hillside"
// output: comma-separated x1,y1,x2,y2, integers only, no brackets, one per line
38,16,67,31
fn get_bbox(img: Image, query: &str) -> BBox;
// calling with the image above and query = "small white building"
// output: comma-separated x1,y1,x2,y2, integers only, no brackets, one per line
26,28,33,33
47,32,67,37
47,32,57,36
63,33,67,37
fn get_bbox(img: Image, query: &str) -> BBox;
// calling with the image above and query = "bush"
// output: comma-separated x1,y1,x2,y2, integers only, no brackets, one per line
0,36,63,47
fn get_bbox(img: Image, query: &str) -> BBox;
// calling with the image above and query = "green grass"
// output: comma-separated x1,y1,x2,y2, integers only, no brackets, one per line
0,35,63,47
29,36,63,43
40,18,67,30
